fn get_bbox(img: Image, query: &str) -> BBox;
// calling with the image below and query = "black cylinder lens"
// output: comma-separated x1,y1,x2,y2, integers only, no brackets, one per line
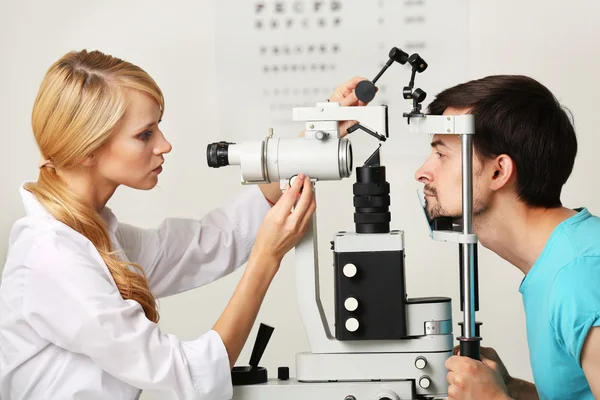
353,165,391,233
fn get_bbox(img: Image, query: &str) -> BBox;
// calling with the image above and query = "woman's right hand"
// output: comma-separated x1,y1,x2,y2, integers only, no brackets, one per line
253,173,316,264
213,173,315,368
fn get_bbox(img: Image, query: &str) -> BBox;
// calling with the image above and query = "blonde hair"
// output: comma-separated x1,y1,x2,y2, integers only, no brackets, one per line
25,49,164,322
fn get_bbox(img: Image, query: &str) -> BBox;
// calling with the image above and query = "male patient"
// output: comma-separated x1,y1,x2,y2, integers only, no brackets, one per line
414,75,600,399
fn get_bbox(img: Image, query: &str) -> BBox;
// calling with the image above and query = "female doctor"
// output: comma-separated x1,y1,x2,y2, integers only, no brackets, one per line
0,49,368,399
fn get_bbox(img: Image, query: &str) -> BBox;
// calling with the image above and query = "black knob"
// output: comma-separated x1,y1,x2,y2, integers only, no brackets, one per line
278,366,289,380
355,80,377,103
388,47,409,64
412,88,427,103
408,53,428,73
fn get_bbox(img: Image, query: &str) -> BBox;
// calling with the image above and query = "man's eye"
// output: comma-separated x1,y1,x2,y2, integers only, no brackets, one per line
436,151,445,158
139,130,152,141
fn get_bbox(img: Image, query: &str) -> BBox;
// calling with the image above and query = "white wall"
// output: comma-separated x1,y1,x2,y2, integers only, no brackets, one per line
1,1,600,398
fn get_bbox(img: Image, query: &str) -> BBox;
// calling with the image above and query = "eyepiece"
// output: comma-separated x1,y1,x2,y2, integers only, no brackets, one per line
207,141,233,168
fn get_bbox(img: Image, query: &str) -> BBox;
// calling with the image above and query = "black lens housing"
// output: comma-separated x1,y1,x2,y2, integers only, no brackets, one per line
353,165,391,234
207,141,232,168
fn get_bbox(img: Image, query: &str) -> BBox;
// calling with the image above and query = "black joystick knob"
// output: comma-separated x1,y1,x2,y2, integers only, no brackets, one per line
231,323,274,386
249,323,273,367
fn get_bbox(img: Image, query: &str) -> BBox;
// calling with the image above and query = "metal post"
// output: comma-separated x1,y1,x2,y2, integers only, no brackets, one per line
460,134,480,359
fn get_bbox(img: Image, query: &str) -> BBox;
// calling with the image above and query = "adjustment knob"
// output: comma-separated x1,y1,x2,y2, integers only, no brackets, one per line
315,131,327,140
344,297,359,312
418,375,432,389
345,317,359,332
343,263,357,278
415,356,427,370
288,174,298,187
278,366,289,380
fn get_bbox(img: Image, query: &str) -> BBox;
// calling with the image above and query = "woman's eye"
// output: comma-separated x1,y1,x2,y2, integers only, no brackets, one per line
139,130,152,141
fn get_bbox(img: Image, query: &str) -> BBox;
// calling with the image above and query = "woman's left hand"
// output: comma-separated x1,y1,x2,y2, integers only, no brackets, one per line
260,76,374,204
327,76,374,136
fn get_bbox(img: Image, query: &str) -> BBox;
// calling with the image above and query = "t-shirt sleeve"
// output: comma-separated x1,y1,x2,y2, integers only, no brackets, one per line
549,256,600,366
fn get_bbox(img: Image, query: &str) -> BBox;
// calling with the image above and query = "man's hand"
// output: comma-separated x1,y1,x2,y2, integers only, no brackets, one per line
453,345,539,400
454,345,512,384
446,355,511,400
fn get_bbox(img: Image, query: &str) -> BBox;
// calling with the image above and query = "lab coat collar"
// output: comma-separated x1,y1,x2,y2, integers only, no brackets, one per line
19,181,119,236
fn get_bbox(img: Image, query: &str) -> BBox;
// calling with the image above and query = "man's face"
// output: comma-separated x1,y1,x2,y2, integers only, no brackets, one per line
414,107,490,220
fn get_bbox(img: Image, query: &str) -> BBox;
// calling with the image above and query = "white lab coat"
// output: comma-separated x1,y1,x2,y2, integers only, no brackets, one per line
0,182,271,400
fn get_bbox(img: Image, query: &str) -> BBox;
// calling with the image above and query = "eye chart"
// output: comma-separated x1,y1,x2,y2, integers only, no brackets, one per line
213,0,469,157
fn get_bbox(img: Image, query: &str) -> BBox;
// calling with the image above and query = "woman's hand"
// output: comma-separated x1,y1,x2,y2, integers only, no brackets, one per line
212,174,315,368
328,76,375,136
253,173,316,265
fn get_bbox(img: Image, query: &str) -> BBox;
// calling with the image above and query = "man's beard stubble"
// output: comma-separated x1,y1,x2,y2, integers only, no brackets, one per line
424,184,488,221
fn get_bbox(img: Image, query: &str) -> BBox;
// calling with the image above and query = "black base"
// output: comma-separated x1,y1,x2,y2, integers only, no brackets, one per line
231,366,268,385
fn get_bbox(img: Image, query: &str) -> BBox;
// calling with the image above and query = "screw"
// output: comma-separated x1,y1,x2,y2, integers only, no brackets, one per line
309,124,315,129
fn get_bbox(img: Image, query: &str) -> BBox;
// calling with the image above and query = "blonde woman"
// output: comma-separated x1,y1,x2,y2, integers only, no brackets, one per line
0,50,368,399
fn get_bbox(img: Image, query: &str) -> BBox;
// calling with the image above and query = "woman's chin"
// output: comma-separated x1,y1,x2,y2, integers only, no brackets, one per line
128,176,159,191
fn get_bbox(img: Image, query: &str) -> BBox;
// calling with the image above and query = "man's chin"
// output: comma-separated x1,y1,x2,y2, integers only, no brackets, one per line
426,207,462,222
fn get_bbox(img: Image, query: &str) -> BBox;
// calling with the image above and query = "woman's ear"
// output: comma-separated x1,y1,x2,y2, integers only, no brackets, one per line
489,154,515,191
82,153,95,168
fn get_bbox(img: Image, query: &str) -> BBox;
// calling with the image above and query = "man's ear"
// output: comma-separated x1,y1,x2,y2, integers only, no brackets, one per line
489,154,515,191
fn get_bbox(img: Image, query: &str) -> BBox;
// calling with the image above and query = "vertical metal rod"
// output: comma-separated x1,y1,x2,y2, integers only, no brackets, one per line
461,134,476,339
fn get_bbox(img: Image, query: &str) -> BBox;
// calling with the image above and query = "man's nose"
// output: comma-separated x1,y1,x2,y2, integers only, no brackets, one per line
414,163,432,184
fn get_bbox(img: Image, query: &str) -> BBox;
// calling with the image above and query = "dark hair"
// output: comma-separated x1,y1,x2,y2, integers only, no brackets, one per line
428,75,577,208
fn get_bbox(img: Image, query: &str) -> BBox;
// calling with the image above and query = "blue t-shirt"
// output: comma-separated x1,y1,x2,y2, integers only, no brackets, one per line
519,208,600,399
